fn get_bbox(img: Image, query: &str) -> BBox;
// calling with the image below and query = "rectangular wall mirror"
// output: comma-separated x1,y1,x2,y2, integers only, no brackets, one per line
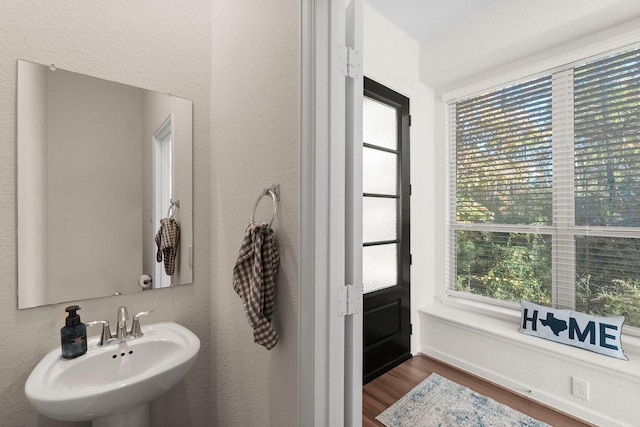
16,60,193,309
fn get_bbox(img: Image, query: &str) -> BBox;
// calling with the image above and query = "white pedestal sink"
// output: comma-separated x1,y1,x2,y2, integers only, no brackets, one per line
25,322,200,426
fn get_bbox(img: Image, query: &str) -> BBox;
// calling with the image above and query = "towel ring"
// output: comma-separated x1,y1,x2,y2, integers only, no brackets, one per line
251,185,279,228
167,200,180,219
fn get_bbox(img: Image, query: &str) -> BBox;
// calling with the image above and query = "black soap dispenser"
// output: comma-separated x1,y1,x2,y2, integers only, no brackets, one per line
60,305,87,359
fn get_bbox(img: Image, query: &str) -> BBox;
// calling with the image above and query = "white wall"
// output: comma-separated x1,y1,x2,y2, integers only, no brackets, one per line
420,0,640,95
417,2,640,426
2,1,301,426
210,0,299,425
0,1,212,426
363,4,435,354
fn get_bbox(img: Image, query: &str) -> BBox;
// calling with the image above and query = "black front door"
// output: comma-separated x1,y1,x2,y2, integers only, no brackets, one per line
362,77,411,383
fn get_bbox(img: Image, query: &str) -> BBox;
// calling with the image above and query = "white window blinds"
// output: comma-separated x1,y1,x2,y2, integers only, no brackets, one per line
447,45,640,328
455,76,553,226
574,48,640,227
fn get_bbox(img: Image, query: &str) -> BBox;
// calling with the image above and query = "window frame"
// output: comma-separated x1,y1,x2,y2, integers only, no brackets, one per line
445,41,640,334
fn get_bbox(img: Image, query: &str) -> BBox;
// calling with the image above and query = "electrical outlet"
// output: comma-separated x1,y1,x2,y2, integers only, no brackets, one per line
572,376,589,401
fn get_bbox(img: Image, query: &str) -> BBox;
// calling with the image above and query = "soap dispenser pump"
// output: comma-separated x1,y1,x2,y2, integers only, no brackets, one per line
60,305,87,359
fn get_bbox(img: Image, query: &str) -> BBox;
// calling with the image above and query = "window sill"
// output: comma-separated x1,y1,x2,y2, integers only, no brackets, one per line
419,296,640,383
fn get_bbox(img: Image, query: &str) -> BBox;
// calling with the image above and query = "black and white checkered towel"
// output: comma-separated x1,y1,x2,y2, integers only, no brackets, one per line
155,217,180,276
232,222,280,350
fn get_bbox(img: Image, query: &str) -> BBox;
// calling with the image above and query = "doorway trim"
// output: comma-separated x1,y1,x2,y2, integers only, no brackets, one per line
299,0,363,426
152,114,173,288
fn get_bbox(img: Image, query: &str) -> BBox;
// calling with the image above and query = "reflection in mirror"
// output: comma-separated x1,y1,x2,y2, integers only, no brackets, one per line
17,60,193,309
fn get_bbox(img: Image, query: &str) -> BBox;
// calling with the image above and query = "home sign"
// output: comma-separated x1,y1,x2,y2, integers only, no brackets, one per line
519,300,626,360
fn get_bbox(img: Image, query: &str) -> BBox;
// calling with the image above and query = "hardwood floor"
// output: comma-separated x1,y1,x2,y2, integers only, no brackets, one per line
363,354,593,427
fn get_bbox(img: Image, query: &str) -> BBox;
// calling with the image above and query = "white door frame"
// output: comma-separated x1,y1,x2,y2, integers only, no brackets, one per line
152,114,173,288
299,0,363,426
344,1,364,425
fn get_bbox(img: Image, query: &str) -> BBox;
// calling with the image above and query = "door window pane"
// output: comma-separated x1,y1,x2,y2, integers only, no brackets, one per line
363,197,397,242
364,97,397,150
363,244,397,293
363,147,397,195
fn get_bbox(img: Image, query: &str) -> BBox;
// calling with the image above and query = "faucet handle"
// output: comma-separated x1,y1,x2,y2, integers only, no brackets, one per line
130,310,154,338
87,320,113,346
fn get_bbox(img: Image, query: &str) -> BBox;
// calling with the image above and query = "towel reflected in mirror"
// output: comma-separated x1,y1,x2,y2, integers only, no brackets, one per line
155,218,180,276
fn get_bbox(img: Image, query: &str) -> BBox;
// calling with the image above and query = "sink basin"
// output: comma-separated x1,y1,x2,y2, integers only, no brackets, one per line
25,322,200,425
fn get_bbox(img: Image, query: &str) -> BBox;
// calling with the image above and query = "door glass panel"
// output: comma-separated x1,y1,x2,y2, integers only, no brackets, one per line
362,78,411,383
363,97,397,150
363,244,397,293
363,147,397,195
363,197,397,242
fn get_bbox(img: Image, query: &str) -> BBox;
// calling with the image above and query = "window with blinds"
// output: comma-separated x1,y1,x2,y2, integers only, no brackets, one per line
447,45,640,328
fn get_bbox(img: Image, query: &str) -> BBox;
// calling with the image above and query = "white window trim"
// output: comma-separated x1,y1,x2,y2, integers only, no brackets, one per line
152,114,173,288
444,35,640,337
299,0,363,426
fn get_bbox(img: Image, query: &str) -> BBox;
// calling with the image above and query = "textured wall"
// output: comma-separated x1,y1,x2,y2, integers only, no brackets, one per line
211,0,299,425
0,2,211,426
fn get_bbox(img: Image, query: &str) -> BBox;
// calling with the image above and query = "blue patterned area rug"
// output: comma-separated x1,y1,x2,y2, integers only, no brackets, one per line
376,373,550,427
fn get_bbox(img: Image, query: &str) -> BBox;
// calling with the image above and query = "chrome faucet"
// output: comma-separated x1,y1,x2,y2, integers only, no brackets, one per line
87,306,154,346
116,305,129,342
